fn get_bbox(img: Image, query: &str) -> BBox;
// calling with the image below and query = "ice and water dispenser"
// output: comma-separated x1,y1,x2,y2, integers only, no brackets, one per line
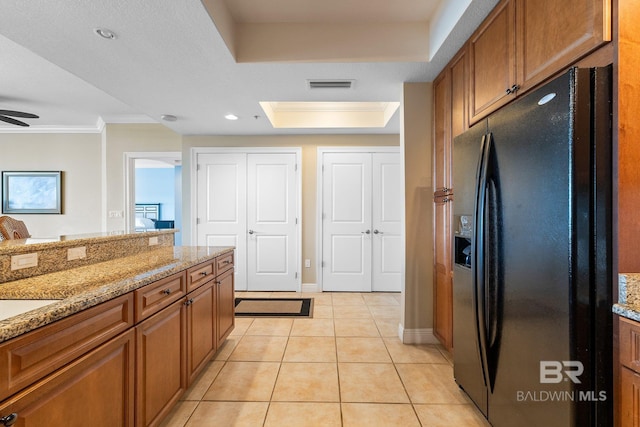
454,215,472,268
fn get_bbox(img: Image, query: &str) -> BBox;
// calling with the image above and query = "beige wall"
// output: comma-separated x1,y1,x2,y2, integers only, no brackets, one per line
0,133,102,237
103,124,182,231
400,82,434,334
181,134,400,284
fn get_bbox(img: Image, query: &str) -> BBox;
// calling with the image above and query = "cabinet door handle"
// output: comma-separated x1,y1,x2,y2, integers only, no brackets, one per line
162,288,172,295
361,230,371,235
373,229,384,235
505,84,520,95
216,281,222,285
0,413,17,426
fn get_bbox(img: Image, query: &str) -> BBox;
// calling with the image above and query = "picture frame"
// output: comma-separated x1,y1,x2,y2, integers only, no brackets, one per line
1,171,62,214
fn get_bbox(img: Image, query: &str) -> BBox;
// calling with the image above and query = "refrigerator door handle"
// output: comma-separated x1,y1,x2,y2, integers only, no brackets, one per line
473,133,491,388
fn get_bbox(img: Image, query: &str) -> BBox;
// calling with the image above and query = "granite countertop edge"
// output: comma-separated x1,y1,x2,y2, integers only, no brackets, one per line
0,245,233,343
615,273,640,321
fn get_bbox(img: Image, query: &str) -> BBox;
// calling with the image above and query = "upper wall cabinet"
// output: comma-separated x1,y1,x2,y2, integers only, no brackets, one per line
469,0,516,124
516,0,611,92
468,0,611,125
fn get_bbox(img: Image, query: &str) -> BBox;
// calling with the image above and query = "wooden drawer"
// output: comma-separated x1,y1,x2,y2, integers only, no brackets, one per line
0,293,134,401
216,252,234,274
620,317,640,373
187,260,215,293
135,272,186,322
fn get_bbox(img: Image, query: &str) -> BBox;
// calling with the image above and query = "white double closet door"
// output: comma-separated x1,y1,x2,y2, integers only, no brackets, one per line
322,150,402,292
196,151,299,292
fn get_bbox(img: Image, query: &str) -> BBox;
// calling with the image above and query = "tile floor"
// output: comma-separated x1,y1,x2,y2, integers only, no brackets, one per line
160,292,490,427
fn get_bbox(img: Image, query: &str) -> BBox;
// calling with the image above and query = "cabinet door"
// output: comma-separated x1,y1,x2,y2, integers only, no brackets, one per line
0,330,135,427
186,281,216,385
216,268,235,343
136,299,186,427
433,194,453,351
469,0,516,124
621,366,640,426
433,68,451,194
516,0,611,93
450,48,468,139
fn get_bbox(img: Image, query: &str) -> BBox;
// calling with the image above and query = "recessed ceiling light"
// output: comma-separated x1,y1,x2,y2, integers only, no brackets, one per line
161,114,177,122
225,114,239,121
94,28,117,40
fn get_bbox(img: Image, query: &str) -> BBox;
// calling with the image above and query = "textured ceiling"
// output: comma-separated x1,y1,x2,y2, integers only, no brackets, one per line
0,0,499,135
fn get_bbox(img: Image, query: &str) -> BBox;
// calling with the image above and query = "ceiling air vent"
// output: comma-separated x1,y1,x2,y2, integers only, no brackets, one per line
307,80,354,90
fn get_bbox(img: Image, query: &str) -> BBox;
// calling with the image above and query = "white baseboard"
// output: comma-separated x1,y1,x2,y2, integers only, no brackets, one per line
398,325,440,344
301,283,319,293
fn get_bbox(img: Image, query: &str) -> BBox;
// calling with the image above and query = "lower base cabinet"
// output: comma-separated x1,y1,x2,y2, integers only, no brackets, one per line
620,366,640,426
217,267,235,343
0,251,235,427
0,330,135,427
136,298,186,427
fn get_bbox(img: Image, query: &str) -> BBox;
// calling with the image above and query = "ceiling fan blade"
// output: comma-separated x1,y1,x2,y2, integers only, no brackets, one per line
0,110,39,119
0,115,29,127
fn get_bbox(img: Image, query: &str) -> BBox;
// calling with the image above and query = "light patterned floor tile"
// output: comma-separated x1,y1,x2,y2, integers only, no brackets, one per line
334,318,380,337
332,305,372,319
283,336,337,362
213,336,239,361
311,304,333,318
374,318,400,337
264,402,341,427
396,363,470,404
362,293,401,306
336,337,391,363
341,403,421,427
338,363,409,403
203,361,280,401
181,361,225,401
290,318,335,336
367,305,400,319
413,404,491,426
245,318,293,336
383,338,449,364
272,362,340,402
229,317,254,336
158,401,198,427
331,293,365,306
228,335,288,362
185,402,269,427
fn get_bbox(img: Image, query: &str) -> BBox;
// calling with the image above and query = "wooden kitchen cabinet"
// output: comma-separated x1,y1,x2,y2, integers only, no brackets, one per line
619,316,640,426
217,267,235,343
434,194,453,351
0,329,135,427
516,0,611,93
136,298,186,427
468,0,610,125
468,0,516,124
186,280,216,384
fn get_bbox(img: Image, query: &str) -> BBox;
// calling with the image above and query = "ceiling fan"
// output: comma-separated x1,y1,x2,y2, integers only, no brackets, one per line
0,110,39,127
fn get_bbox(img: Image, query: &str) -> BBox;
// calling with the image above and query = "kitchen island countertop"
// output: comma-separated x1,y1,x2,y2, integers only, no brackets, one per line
0,245,233,343
613,273,640,321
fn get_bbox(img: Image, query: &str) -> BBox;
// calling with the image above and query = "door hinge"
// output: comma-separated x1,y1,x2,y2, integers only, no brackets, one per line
295,218,298,225
295,163,298,171
196,218,200,224
197,164,201,171
295,272,298,279
321,261,325,268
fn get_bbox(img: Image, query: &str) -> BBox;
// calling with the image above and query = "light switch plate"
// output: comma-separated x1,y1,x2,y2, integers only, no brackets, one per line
11,253,38,270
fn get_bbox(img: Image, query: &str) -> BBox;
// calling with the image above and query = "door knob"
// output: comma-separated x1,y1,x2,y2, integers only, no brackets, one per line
373,229,383,234
248,230,254,234
361,230,371,234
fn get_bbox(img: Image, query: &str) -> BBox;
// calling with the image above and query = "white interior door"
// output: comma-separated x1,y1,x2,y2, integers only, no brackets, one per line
247,153,298,291
196,153,247,290
372,153,402,291
322,153,372,292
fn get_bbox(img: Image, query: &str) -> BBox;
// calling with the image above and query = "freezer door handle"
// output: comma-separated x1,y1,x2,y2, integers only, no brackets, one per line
473,133,493,391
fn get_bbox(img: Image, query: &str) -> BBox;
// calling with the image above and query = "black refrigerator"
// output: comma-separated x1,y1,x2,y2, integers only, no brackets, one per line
452,67,612,427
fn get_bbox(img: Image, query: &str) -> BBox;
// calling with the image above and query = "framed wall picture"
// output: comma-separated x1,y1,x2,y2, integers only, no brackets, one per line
1,171,62,214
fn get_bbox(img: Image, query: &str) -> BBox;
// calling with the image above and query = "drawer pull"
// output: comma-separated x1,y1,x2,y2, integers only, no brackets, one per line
162,288,172,295
0,413,18,426
222,260,231,265
199,271,208,276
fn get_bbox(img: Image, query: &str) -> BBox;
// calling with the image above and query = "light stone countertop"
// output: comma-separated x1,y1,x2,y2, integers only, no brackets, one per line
0,245,233,343
613,273,640,321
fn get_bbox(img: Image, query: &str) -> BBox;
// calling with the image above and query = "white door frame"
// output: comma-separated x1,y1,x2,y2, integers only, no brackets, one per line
316,146,403,292
191,147,302,290
124,151,181,232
